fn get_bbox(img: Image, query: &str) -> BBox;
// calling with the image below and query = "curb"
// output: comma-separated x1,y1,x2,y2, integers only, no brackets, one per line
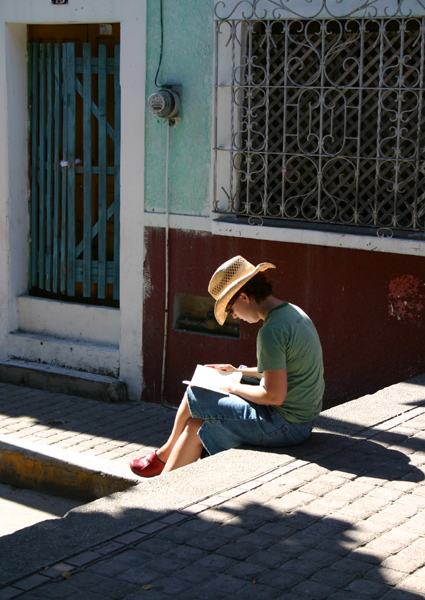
0,435,139,502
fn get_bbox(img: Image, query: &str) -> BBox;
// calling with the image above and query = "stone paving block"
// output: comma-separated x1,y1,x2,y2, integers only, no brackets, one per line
195,507,233,524
135,521,169,535
212,523,249,541
0,588,21,600
257,567,304,590
383,479,418,492
155,524,197,545
216,539,262,560
326,481,375,503
173,564,216,585
300,548,343,570
310,565,357,588
381,590,425,600
396,490,425,509
365,566,407,586
332,555,374,577
116,566,157,586
95,447,135,460
299,474,348,496
382,538,425,573
90,559,136,579
270,537,309,559
134,536,175,556
205,572,248,594
386,498,419,520
327,592,371,600
289,462,329,481
181,585,228,600
316,534,353,557
40,561,76,578
292,579,338,599
12,573,51,591
346,576,391,597
25,580,82,599
66,550,104,567
245,548,289,569
340,494,392,520
167,516,214,535
224,559,267,581
95,549,144,571
278,557,322,578
233,581,282,600
143,555,187,576
72,591,110,599
336,524,385,552
113,531,147,545
380,523,420,548
162,543,208,564
235,530,278,550
368,485,405,501
59,571,117,592
398,566,425,594
255,519,297,538
90,578,141,600
193,552,238,573
148,523,200,544
94,541,125,556
222,511,273,531
186,531,230,552
123,590,168,600
360,537,405,561
265,490,315,512
305,495,347,512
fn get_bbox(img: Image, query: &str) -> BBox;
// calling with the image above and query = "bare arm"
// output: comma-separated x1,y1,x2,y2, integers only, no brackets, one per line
205,364,262,380
220,368,288,406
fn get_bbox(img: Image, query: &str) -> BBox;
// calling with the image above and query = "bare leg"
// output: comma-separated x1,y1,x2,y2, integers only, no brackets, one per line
161,417,204,474
156,392,203,464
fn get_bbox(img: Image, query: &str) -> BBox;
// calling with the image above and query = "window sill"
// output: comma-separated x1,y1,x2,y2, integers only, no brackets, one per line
211,217,425,257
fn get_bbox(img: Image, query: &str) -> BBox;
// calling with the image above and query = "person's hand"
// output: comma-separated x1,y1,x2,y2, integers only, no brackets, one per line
217,377,238,395
204,363,237,372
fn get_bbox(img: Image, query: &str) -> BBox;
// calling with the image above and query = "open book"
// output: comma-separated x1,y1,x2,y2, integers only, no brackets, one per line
183,364,242,395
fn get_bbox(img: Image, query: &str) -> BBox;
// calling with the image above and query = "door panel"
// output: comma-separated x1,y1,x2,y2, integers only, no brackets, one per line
28,24,120,306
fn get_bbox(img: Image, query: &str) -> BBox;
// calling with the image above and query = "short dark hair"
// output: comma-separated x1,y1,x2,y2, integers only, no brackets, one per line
238,271,274,303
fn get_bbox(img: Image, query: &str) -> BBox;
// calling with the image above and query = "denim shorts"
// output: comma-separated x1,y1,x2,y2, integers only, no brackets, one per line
186,385,315,456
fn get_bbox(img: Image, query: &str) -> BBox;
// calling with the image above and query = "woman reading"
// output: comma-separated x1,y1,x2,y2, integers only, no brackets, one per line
130,255,325,477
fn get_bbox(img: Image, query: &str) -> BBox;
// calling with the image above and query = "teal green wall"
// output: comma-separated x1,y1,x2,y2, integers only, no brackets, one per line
144,0,214,216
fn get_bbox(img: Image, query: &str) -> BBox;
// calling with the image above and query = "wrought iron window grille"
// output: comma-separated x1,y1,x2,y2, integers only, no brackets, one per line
213,9,425,238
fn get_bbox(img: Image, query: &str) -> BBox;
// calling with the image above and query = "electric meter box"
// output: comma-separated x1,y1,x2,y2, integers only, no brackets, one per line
148,87,181,119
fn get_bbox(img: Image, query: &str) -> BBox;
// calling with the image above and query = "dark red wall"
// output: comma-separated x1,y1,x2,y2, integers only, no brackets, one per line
142,227,425,409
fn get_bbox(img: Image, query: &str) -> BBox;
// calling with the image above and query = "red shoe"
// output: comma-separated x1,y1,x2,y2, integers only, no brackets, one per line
130,450,165,477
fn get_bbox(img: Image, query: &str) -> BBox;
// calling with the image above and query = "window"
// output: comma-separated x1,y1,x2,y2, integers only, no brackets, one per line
213,13,425,240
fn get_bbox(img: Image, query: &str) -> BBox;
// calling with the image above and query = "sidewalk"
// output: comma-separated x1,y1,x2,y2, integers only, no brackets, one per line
0,375,424,599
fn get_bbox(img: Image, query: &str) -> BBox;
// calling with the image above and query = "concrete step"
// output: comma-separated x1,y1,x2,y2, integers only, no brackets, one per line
0,360,128,403
0,434,139,502
6,331,119,376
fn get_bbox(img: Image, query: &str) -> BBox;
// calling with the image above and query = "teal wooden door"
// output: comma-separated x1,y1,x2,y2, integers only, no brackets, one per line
28,42,120,304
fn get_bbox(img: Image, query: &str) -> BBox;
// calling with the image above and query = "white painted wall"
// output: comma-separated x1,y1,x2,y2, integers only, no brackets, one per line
0,0,147,400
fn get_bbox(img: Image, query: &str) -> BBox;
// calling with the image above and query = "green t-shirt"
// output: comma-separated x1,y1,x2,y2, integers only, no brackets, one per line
256,303,324,423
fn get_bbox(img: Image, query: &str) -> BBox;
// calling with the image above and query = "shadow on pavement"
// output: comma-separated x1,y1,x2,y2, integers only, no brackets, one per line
7,500,423,599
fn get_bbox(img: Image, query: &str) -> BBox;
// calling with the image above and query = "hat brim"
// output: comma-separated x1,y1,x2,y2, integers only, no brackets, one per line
214,262,276,326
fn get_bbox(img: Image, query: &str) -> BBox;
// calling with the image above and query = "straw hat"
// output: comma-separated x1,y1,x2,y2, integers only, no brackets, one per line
208,256,276,325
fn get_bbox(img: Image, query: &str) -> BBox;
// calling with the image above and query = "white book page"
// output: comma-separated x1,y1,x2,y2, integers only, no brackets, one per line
183,364,242,395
